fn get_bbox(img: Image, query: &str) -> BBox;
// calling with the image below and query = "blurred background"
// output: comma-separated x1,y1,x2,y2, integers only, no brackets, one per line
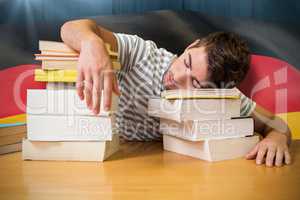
1,0,299,39
0,0,299,65
1,0,299,25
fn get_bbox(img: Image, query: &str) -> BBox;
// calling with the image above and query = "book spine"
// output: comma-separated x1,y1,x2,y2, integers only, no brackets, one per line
27,114,113,141
22,134,119,161
163,134,210,161
0,143,22,155
160,118,253,141
27,89,117,116
181,99,241,121
22,139,106,161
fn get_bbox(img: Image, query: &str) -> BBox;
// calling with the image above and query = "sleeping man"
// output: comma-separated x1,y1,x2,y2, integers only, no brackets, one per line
60,19,292,167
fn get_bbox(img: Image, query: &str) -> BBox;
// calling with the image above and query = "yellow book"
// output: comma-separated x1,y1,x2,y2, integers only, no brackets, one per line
161,88,240,100
35,63,121,83
34,69,77,82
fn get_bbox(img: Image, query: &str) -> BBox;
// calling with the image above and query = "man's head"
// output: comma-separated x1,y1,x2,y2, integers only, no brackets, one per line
163,32,250,89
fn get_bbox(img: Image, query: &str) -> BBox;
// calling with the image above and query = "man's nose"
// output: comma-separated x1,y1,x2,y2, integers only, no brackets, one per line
177,73,191,86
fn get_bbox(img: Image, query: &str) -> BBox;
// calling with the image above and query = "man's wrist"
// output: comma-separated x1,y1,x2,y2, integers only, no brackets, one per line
266,129,291,146
80,33,104,50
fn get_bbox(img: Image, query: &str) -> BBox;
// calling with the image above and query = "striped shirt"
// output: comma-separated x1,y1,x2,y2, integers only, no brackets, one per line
114,33,256,141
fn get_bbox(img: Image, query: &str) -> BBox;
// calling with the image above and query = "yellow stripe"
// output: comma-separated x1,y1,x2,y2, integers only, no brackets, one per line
35,69,77,76
277,112,300,140
164,95,240,100
0,114,26,124
34,69,77,82
35,76,76,82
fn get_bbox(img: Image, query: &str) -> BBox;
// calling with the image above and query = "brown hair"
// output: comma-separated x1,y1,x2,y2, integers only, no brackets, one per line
193,32,250,88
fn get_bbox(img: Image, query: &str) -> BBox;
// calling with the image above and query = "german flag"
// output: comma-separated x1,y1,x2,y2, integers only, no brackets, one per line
239,55,300,139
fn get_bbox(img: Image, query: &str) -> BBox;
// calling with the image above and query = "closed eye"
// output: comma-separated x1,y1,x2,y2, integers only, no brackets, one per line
191,76,202,89
184,58,190,70
184,53,202,89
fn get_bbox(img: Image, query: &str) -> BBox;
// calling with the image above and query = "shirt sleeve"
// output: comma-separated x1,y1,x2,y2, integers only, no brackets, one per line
114,33,153,70
240,91,256,116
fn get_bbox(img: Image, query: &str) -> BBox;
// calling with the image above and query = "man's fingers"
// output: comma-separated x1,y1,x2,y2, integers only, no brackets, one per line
92,74,102,114
275,148,284,167
266,147,276,167
256,146,267,165
245,143,259,160
84,75,93,109
76,70,84,100
284,150,292,165
103,69,113,111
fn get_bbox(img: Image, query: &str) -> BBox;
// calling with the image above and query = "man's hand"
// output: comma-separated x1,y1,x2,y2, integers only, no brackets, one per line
77,37,120,115
246,131,291,167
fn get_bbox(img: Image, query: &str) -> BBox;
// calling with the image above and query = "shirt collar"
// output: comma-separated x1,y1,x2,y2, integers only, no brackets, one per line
157,54,177,94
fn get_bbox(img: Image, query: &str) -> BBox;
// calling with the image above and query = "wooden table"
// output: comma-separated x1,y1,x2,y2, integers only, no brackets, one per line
0,141,300,200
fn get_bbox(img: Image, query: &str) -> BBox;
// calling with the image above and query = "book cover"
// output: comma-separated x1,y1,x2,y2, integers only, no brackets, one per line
161,88,240,100
0,143,22,155
160,117,254,141
163,134,260,162
148,97,241,122
27,114,115,141
27,89,118,116
22,133,119,161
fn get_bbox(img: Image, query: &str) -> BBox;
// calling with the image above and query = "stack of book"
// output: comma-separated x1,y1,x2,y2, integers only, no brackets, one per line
148,89,259,162
34,40,120,82
0,125,26,155
22,41,120,162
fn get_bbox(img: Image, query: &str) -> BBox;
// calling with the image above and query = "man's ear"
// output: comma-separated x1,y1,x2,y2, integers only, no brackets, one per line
185,39,201,52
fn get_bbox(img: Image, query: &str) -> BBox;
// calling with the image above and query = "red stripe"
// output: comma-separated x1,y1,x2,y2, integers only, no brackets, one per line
238,55,300,114
0,65,45,118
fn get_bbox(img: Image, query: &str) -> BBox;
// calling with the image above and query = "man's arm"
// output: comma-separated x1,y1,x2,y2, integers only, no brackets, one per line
61,19,118,52
60,19,120,114
246,104,292,167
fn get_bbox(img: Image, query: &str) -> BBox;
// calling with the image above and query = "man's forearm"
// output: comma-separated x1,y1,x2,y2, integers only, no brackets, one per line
60,19,103,51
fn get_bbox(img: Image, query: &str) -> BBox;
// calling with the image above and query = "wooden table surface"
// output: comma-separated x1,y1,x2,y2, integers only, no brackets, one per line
0,140,300,200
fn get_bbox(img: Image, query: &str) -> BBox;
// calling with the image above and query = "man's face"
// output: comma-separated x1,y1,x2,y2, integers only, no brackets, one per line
163,43,209,90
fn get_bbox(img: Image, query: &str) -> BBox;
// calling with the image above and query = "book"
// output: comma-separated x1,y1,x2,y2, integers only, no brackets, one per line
45,82,75,90
40,51,79,57
39,40,118,57
34,69,77,82
22,133,119,161
27,89,118,116
34,65,120,82
0,124,26,137
36,55,78,61
148,97,241,122
0,143,22,155
40,60,121,70
0,132,26,146
35,54,118,61
27,114,116,141
163,134,260,162
160,117,254,141
161,88,240,100
39,40,77,53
